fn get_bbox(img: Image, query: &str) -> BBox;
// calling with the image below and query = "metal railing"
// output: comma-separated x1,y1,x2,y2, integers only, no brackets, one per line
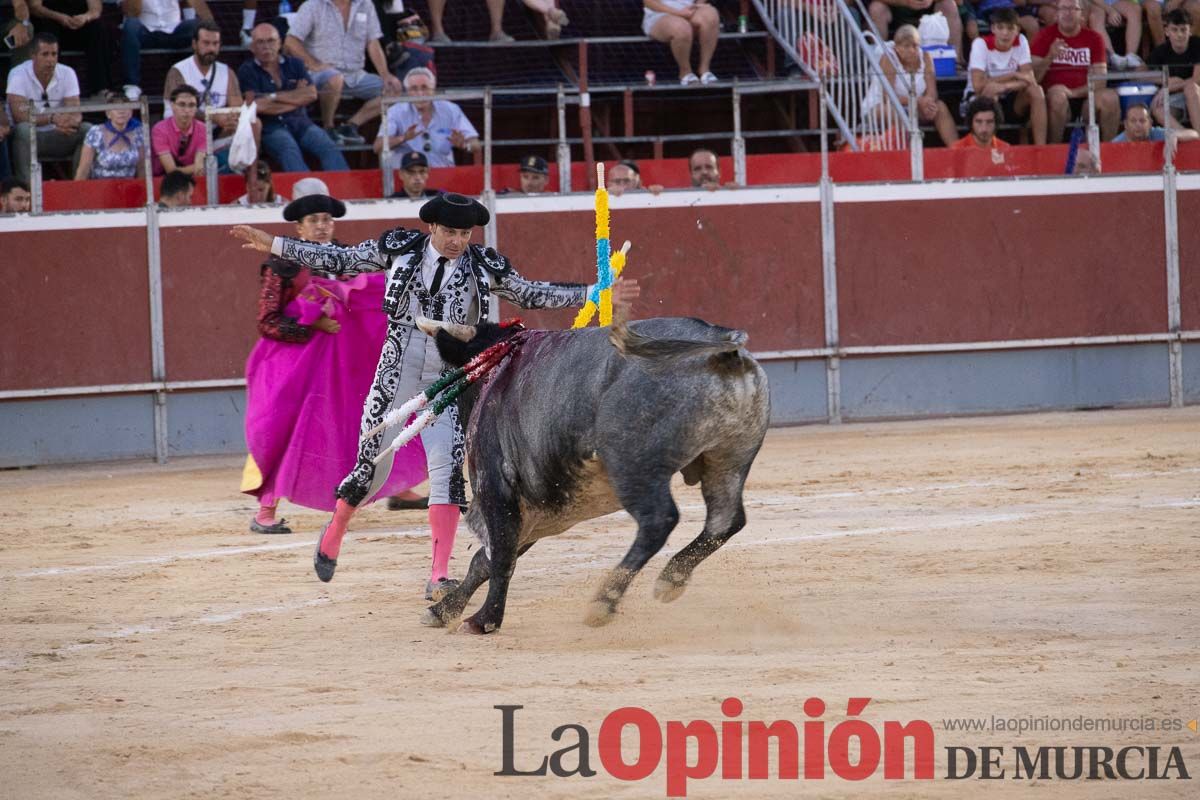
25,98,153,213
751,0,914,160
203,104,247,207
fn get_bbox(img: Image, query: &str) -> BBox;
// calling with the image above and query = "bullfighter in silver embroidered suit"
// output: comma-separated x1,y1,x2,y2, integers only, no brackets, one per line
232,193,589,599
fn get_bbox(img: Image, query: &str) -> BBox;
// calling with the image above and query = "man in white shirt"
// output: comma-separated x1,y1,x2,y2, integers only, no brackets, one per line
163,20,255,162
966,8,1047,145
374,67,479,170
5,32,88,183
120,0,214,100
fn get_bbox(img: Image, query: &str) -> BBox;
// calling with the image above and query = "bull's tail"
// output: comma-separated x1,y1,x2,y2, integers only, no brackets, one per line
609,317,748,364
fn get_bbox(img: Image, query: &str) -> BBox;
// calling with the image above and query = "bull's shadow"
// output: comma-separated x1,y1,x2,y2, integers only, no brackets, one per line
418,307,770,635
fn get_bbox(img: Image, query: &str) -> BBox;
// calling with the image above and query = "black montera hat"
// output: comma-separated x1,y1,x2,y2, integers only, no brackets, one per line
283,193,347,222
419,192,490,228
519,154,549,175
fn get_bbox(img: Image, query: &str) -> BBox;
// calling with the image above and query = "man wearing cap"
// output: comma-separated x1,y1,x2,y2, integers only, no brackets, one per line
390,151,440,200
231,192,590,599
243,191,430,534
516,154,549,194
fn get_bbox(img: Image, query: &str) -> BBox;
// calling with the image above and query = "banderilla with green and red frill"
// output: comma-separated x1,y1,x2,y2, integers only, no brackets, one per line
369,326,523,464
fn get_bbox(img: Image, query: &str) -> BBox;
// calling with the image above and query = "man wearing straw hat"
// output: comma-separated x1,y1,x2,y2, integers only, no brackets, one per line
231,192,590,599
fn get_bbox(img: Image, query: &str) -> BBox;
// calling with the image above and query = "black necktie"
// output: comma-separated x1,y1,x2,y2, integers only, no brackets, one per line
430,256,449,295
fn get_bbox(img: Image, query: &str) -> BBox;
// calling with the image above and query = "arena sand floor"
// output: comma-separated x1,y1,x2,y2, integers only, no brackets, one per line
1,407,1197,798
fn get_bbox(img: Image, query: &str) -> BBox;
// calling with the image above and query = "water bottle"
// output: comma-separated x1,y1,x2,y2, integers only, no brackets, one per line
738,14,748,34
279,0,293,15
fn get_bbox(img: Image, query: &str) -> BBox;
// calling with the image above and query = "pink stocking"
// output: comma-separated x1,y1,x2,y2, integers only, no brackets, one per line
429,504,461,581
319,499,358,559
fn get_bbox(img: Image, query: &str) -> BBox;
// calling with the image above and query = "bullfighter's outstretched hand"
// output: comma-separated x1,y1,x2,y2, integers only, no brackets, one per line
230,225,274,253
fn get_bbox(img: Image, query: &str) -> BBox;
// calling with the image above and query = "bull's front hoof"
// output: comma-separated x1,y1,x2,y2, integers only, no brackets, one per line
419,607,449,628
653,577,688,604
456,615,498,635
583,600,617,628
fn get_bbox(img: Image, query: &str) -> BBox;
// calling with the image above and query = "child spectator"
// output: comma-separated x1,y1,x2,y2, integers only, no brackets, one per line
1148,8,1200,127
966,8,1047,144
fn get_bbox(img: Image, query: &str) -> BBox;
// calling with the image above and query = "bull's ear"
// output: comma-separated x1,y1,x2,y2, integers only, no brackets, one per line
434,328,475,367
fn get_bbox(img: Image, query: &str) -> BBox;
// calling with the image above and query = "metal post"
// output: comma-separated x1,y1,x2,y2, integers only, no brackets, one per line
556,85,571,193
28,100,42,214
1163,125,1183,408
1087,78,1101,173
819,85,841,424
141,97,154,206
483,87,497,250
380,98,394,198
204,107,218,206
145,203,168,463
908,82,923,181
579,40,595,189
732,82,747,186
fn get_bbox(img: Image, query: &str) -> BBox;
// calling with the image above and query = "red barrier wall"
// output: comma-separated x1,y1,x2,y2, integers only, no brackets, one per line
836,193,1167,345
1179,187,1200,332
496,202,826,351
2,226,152,391
3,179,1191,393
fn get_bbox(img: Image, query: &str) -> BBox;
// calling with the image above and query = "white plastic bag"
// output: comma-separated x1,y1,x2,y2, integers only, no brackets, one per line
917,11,950,46
228,102,258,173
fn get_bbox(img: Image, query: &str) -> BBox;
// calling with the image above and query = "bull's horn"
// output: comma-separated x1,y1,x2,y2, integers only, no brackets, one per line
415,316,476,342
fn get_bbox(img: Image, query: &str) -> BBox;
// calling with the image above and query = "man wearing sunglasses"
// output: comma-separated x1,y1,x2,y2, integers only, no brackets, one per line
5,31,86,184
374,67,479,170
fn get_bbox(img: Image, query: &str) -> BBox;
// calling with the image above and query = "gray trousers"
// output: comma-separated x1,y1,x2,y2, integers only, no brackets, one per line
11,122,90,184
342,323,466,507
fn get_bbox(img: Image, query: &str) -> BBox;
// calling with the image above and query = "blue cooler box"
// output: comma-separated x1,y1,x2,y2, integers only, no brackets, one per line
922,44,957,78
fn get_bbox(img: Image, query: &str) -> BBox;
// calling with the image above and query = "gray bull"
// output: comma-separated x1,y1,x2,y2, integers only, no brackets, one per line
417,305,770,634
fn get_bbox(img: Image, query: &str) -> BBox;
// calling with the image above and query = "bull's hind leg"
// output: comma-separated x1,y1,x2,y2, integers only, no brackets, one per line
654,463,750,604
421,541,537,628
585,474,680,627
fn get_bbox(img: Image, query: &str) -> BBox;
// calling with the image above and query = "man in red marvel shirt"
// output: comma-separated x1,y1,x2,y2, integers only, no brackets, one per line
1031,0,1120,142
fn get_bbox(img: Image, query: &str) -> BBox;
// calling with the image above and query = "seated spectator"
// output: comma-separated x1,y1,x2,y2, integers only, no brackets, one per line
158,169,194,207
284,0,402,146
1087,0,1144,70
375,67,480,169
516,154,548,194
238,23,350,173
1031,0,1120,141
952,96,1012,148
869,0,965,64
863,25,959,147
151,85,207,176
643,1,721,85
6,32,88,184
689,147,720,189
29,0,117,97
390,151,440,199
1146,1,1200,45
236,160,287,205
967,8,1047,144
1149,9,1200,128
121,0,212,101
75,91,145,179
1,177,33,212
164,20,253,166
426,0,567,42
608,158,664,195
1112,102,1200,158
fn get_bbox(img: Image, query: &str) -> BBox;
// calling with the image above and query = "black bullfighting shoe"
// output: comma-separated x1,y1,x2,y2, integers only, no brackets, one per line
425,577,460,602
250,518,292,534
313,524,338,583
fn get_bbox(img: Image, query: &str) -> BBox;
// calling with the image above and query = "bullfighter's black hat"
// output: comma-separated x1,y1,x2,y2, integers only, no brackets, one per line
283,193,347,222
420,192,490,228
